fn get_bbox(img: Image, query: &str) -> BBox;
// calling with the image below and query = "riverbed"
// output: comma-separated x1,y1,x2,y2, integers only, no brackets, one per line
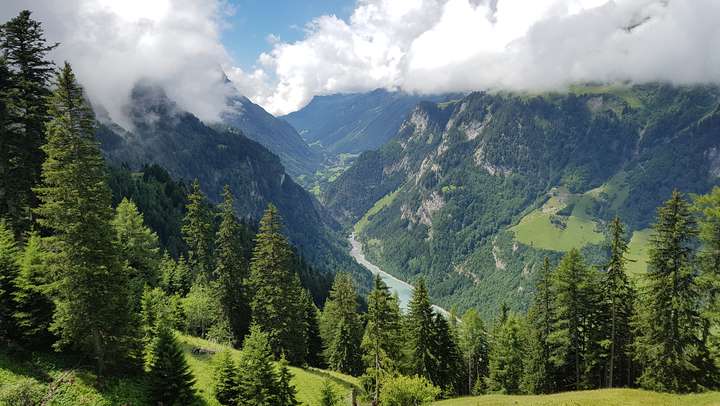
349,233,448,317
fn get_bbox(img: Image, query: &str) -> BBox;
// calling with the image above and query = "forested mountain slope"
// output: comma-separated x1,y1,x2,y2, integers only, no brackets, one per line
282,89,450,154
98,82,367,286
325,84,720,317
217,91,322,179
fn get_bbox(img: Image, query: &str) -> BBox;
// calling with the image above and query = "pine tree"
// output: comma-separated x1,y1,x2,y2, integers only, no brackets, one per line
407,278,435,381
317,380,342,406
604,217,635,388
458,308,489,395
214,351,240,406
430,312,463,394
214,185,250,345
13,232,53,346
147,324,197,405
182,179,214,278
549,249,597,391
486,313,526,394
693,187,720,358
236,325,280,406
0,10,57,235
249,204,307,364
361,275,402,401
276,354,299,406
34,63,134,374
0,220,19,338
633,190,712,392
302,289,324,368
321,272,362,375
522,257,556,394
112,198,160,287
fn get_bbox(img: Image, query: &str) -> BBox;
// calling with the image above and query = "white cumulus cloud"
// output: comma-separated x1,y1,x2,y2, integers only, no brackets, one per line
2,0,720,119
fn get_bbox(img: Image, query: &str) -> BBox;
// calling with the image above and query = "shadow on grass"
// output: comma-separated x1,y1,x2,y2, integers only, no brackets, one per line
304,367,363,392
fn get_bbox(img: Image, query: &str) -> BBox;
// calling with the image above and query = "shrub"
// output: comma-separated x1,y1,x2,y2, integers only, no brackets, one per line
380,375,440,406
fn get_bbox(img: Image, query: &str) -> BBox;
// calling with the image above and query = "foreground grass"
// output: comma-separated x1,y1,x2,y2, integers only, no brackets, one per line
433,388,720,406
0,334,360,405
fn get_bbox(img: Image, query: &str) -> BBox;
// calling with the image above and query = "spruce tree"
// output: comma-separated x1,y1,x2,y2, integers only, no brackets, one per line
182,179,214,278
633,190,712,392
361,275,402,401
276,354,299,406
317,379,342,406
693,187,720,357
249,204,307,364
112,198,160,287
458,308,489,395
604,217,635,388
237,325,280,406
34,63,134,373
214,185,250,344
522,257,556,394
321,272,362,375
302,289,324,368
13,232,53,346
0,220,19,338
0,10,57,235
214,351,240,406
407,278,435,381
147,324,197,405
549,249,597,390
430,312,463,394
486,313,526,394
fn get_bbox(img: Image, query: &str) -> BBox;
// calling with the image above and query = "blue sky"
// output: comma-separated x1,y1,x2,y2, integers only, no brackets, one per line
223,0,355,69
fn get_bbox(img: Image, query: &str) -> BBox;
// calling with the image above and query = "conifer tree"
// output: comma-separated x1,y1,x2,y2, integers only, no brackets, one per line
112,198,160,288
486,313,526,394
0,10,57,235
214,185,250,344
13,232,53,346
317,380,342,406
321,272,362,375
302,289,324,368
237,325,280,406
34,63,133,373
407,278,435,381
182,179,214,278
633,190,712,392
550,249,597,390
522,257,556,394
249,204,307,364
147,323,197,405
0,220,19,338
430,312,463,394
214,351,240,406
276,354,299,406
458,308,489,395
604,217,635,388
362,275,402,402
693,187,720,355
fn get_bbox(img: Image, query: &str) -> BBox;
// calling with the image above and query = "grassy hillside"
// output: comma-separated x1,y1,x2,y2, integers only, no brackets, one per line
433,388,720,406
0,334,360,405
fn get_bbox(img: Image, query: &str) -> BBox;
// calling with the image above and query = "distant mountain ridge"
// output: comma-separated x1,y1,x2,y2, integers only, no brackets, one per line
282,89,453,154
216,91,322,179
324,84,720,318
97,82,368,287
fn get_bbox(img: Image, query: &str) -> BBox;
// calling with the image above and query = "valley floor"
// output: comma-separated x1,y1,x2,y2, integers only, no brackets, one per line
433,389,720,406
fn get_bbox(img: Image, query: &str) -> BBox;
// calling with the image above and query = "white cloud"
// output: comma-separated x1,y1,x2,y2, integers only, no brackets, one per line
0,0,233,127
3,0,720,119
230,0,720,115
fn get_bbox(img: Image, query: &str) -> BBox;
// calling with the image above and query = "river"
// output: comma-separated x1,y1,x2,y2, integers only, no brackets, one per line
349,233,449,317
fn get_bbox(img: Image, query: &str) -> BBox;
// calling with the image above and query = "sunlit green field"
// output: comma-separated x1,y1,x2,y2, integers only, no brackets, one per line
354,189,400,234
511,190,604,252
433,389,720,406
0,334,360,405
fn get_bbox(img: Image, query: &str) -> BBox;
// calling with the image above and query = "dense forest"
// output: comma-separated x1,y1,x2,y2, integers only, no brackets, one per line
1,9,720,406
